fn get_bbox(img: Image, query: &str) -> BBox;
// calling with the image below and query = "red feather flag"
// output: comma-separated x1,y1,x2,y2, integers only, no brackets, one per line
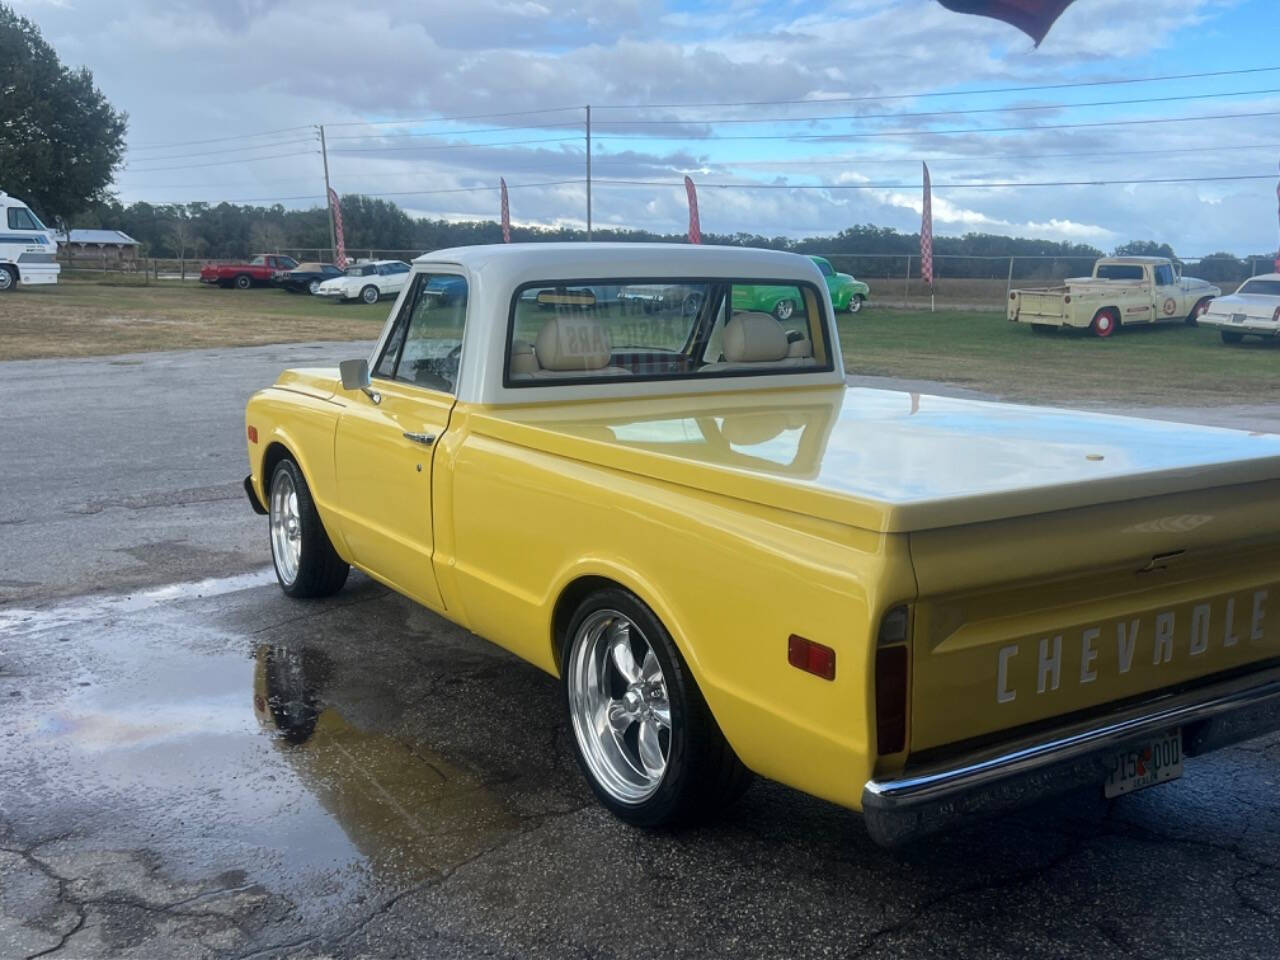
500,178,511,244
920,162,934,287
934,0,1079,46
328,188,347,269
684,176,701,244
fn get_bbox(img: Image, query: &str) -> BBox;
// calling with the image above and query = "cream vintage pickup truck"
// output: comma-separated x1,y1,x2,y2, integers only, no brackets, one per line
243,243,1280,845
1008,256,1219,337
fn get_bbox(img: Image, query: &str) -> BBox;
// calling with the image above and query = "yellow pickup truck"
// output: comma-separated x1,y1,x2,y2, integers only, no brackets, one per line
1008,256,1219,337
243,243,1280,845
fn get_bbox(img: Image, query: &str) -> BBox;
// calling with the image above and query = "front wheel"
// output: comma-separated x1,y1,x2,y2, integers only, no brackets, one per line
1187,298,1211,326
268,459,349,598
308,279,321,295
773,298,795,321
360,284,379,305
234,274,252,290
847,294,864,314
1221,330,1244,344
562,588,750,826
0,265,16,292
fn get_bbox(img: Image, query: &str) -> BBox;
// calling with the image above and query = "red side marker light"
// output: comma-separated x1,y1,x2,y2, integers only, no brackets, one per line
247,425,258,444
788,634,835,681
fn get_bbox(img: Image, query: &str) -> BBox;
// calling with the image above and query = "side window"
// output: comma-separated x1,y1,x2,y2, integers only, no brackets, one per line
1154,265,1175,285
7,207,40,230
373,273,468,393
391,262,410,274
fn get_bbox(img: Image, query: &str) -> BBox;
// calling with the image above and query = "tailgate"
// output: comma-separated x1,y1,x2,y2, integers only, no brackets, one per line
1015,291,1068,322
907,480,1280,753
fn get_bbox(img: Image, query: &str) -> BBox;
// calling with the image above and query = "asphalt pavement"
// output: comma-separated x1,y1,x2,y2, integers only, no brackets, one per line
3,341,1280,959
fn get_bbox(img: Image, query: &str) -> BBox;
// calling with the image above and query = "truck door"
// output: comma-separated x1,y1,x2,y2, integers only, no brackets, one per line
1153,262,1182,322
331,271,468,612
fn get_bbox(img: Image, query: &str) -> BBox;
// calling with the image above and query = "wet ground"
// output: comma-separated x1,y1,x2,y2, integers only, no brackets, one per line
3,342,1280,959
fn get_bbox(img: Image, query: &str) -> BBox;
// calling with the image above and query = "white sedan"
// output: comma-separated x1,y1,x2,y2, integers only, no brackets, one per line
316,260,412,304
1199,273,1280,344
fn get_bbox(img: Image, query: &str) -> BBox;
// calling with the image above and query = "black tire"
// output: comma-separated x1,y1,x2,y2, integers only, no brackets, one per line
848,294,865,314
308,279,321,295
1090,308,1118,338
561,587,751,827
234,273,252,290
1221,330,1244,344
268,458,349,599
360,284,379,305
0,264,16,293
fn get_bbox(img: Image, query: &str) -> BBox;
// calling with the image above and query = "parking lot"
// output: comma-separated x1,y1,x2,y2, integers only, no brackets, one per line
3,336,1280,959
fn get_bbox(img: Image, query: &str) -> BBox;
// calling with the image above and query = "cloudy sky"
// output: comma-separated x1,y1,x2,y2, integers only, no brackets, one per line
14,0,1280,254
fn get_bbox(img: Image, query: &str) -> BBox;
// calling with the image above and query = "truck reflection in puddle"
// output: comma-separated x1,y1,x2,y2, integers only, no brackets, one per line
250,643,522,878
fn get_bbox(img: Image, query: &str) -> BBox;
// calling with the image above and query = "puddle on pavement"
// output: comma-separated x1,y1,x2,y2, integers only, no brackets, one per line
0,573,523,923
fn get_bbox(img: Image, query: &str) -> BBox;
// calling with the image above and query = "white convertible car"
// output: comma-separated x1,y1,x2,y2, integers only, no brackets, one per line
1199,274,1280,344
316,260,412,304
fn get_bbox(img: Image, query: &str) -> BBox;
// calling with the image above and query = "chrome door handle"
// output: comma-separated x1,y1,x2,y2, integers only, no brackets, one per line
402,431,436,446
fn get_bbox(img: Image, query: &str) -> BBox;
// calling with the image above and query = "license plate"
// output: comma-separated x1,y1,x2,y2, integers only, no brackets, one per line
1104,730,1183,798
1231,313,1247,324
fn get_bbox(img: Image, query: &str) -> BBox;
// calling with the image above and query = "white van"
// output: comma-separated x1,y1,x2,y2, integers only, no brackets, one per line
0,190,60,291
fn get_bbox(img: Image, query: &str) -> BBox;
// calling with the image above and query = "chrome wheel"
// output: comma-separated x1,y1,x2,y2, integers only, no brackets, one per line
0,267,14,292
567,609,671,804
774,299,795,321
308,279,321,295
269,471,301,586
361,285,379,304
848,294,863,314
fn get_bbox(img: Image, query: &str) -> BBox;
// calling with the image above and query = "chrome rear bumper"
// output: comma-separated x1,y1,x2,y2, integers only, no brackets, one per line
862,666,1280,847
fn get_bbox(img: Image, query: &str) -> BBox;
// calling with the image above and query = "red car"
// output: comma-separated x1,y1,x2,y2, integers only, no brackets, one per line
200,254,299,289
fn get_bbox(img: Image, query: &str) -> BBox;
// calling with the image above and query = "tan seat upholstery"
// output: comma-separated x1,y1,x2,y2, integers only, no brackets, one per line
702,312,817,373
509,316,629,379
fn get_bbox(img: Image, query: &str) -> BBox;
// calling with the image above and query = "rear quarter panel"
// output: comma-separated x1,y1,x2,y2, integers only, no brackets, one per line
434,405,917,810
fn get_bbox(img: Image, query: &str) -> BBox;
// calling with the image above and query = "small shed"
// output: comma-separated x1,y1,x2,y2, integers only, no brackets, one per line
57,229,142,263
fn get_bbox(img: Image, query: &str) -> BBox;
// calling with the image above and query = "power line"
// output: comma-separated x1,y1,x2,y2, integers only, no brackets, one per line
325,121,581,142
590,65,1280,110
123,138,317,165
588,86,1280,128
328,136,582,155
323,106,583,128
596,108,1280,144
126,179,584,206
593,173,1276,190
126,123,316,152
119,149,320,173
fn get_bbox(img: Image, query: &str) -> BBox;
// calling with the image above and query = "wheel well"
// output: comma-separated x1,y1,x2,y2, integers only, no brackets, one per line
551,575,622,672
261,441,293,495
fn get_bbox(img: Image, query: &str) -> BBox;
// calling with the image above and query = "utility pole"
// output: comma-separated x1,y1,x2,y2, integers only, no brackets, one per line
318,125,336,260
585,105,592,241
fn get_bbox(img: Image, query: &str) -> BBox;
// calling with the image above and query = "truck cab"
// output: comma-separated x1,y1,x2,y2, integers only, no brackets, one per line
0,191,60,292
1009,256,1219,337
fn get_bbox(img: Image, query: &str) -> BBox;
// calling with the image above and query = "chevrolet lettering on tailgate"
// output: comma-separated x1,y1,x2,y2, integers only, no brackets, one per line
241,243,1280,847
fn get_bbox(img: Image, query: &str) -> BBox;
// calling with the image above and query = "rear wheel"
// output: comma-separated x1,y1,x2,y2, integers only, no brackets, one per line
234,274,252,290
1090,308,1118,338
562,587,751,826
0,265,16,292
848,294,864,314
268,459,349,598
308,279,321,295
1221,330,1244,344
773,298,795,321
360,284,379,305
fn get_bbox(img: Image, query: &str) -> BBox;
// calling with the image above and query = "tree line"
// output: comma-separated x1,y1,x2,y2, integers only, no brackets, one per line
68,196,1276,283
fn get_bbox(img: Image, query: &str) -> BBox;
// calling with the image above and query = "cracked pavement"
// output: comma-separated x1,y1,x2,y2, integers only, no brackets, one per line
3,341,1280,959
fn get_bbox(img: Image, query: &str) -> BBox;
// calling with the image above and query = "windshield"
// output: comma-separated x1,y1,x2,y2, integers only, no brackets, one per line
1238,279,1280,297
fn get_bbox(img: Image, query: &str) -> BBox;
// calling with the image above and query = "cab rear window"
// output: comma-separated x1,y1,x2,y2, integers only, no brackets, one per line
505,278,832,386
1095,264,1145,280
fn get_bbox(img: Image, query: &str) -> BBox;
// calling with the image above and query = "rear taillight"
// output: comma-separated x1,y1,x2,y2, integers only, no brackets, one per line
875,606,910,755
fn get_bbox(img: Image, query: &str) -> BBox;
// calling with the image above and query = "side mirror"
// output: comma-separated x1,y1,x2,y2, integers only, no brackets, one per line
339,358,380,404
339,358,370,390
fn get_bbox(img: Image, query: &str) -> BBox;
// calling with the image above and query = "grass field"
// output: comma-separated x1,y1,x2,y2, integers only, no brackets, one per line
1,281,1275,406
0,280,388,361
838,309,1278,407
